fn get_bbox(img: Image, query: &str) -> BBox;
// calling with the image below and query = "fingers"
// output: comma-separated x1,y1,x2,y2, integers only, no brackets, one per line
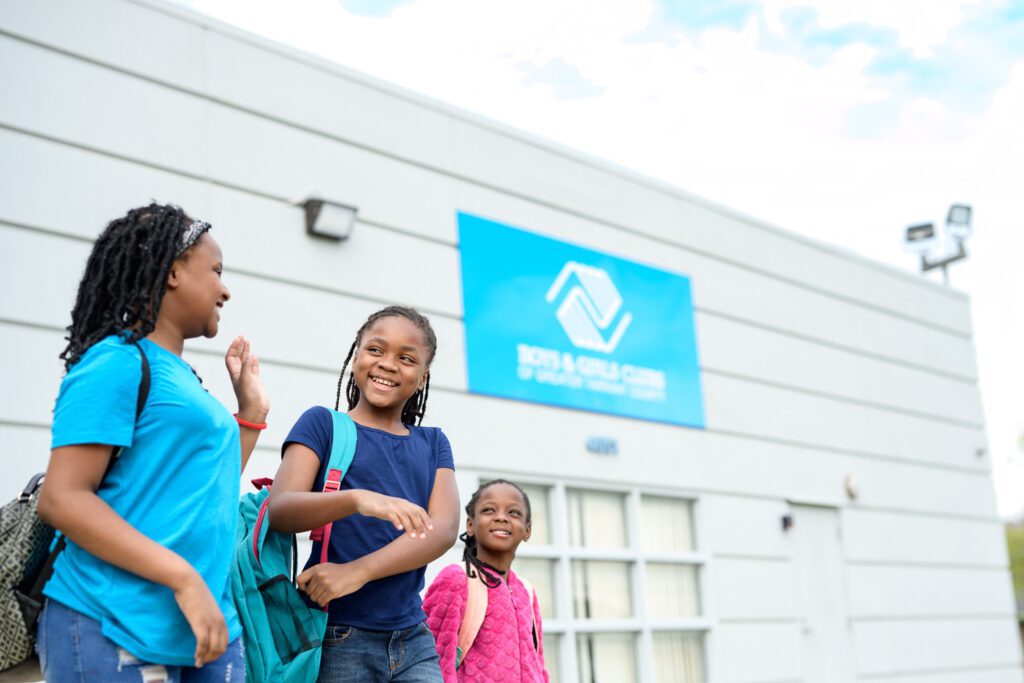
403,504,433,539
297,567,330,607
297,567,313,590
193,618,229,667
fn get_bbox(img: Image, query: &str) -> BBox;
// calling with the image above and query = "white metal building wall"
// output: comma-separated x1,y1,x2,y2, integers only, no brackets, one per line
0,0,1019,681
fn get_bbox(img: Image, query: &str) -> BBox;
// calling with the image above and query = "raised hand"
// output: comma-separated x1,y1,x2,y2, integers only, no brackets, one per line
225,335,269,422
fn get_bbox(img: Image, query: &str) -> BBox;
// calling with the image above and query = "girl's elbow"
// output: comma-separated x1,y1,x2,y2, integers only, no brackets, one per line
439,516,459,548
36,487,67,528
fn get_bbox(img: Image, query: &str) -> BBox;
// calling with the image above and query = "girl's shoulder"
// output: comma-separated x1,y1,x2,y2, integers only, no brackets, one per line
65,335,142,380
431,563,469,589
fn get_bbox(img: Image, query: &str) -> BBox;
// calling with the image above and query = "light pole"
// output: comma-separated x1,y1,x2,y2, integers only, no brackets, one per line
904,203,973,287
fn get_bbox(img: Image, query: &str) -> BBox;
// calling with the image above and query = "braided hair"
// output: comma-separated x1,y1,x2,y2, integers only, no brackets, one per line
461,479,532,588
60,203,202,370
333,305,437,426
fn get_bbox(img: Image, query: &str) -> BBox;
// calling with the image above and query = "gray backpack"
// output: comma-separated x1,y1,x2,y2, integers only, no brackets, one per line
0,475,55,671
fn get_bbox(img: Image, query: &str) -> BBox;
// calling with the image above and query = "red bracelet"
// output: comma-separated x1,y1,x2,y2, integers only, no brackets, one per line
234,414,268,430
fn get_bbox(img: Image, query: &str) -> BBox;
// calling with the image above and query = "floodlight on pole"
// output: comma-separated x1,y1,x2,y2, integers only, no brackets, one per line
903,203,972,287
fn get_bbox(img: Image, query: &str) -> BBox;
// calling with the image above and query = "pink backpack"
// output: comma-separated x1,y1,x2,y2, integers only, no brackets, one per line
456,569,537,668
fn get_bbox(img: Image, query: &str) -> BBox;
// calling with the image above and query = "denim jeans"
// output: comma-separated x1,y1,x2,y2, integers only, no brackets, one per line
318,621,442,682
37,599,244,683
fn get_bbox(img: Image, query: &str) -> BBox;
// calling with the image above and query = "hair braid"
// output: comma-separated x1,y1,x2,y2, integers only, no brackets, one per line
332,305,437,425
60,204,198,370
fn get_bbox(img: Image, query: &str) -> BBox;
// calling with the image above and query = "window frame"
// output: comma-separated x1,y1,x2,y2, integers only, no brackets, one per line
479,474,713,683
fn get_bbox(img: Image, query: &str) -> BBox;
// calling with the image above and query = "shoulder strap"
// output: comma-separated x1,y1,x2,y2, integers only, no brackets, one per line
324,409,357,491
518,575,539,651
310,410,358,572
457,570,489,669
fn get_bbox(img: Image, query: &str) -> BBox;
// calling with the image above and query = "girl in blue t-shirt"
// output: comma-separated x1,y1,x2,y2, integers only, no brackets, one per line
37,204,270,681
269,305,460,682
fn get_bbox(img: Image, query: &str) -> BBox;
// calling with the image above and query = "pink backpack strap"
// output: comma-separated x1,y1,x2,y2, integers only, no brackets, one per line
456,571,488,668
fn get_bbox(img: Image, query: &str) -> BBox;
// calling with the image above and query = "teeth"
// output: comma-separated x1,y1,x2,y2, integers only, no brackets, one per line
372,376,397,387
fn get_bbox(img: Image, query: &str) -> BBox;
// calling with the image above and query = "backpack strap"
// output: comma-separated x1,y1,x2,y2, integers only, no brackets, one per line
518,575,538,651
308,410,358,568
456,570,489,669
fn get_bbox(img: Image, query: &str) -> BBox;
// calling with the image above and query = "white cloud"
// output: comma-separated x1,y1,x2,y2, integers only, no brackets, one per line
760,0,984,56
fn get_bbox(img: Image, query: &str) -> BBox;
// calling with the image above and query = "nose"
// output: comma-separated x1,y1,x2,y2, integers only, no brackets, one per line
221,283,231,303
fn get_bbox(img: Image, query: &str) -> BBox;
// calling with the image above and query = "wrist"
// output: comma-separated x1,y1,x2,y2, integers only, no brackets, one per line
235,407,269,424
165,560,200,592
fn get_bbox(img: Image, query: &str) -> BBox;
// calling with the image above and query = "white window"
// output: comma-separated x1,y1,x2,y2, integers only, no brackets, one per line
500,481,709,682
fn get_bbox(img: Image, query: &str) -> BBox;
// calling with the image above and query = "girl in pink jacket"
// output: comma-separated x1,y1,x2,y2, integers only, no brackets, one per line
423,479,549,682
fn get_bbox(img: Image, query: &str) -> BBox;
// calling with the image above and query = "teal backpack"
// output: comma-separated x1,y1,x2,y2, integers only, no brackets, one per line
232,409,357,683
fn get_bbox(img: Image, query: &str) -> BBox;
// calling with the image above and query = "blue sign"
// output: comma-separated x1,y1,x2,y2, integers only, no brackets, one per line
458,212,705,428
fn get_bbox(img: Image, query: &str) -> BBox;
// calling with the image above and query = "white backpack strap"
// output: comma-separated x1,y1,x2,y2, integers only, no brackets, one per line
456,570,488,668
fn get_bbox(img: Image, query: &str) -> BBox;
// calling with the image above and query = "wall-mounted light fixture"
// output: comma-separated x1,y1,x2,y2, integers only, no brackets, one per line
302,198,358,241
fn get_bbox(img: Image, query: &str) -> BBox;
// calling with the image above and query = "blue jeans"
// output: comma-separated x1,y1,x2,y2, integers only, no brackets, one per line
37,599,244,682
318,621,442,682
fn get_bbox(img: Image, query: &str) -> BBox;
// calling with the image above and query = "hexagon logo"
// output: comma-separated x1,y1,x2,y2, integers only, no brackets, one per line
545,261,633,353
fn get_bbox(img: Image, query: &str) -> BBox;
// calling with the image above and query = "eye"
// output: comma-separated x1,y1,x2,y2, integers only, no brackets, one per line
481,506,494,513
400,355,417,364
510,510,522,517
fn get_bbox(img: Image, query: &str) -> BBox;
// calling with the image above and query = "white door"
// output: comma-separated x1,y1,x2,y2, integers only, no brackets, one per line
791,505,854,682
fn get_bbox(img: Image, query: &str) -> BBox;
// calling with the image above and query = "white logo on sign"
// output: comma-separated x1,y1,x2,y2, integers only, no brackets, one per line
546,261,632,353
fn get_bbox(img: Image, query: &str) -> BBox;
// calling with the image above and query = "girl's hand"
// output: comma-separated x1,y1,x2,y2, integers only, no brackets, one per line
225,336,269,421
354,490,434,539
298,562,369,607
172,570,229,668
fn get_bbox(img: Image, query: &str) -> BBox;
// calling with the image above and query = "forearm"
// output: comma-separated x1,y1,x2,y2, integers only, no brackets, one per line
39,490,194,590
235,407,268,471
268,490,362,533
351,519,458,583
238,425,261,471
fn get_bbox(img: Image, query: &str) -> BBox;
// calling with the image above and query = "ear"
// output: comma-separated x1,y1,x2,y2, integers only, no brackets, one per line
523,522,532,543
418,370,430,392
465,516,474,537
166,262,182,290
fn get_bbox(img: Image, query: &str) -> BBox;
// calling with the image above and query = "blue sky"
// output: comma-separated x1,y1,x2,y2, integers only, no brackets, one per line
178,0,1024,516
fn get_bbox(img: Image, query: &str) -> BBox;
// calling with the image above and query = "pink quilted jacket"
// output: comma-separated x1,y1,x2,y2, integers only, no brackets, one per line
423,564,549,682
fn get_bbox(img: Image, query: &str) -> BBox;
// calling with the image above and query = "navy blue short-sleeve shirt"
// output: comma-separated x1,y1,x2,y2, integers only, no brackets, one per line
283,406,455,629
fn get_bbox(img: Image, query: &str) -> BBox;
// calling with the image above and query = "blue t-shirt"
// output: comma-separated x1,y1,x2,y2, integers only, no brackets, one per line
46,335,241,665
283,406,455,630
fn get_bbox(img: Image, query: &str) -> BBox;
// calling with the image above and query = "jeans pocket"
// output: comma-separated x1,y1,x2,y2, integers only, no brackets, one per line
322,624,355,646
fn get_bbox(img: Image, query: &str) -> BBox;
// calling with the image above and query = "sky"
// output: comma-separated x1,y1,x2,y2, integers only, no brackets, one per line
172,0,1024,517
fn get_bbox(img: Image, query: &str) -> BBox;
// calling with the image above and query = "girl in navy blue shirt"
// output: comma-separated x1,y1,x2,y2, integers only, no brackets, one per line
269,306,460,682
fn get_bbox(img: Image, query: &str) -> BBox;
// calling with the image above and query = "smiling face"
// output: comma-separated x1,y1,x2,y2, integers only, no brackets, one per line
351,315,430,416
467,483,532,559
163,232,230,339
